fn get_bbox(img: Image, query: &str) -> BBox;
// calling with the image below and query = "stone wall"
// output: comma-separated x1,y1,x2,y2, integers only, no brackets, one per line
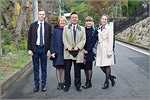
116,17,150,47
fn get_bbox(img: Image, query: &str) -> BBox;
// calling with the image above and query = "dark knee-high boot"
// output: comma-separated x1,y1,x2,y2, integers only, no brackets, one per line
110,75,116,86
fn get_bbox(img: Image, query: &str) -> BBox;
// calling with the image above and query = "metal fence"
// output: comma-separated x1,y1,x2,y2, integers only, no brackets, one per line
114,5,149,33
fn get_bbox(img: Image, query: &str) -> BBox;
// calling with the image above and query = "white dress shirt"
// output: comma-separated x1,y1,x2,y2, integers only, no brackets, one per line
36,21,45,45
72,24,77,30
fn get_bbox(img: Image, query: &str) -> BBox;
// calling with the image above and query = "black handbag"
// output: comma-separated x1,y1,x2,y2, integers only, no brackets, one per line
69,50,79,57
50,53,58,60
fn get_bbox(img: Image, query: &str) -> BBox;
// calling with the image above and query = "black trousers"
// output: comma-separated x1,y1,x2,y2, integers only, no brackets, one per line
64,59,81,89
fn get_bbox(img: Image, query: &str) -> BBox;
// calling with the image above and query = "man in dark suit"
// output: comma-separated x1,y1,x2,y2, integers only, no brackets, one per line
27,9,51,92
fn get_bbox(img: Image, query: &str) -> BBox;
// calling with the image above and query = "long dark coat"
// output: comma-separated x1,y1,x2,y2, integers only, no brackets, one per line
50,26,64,66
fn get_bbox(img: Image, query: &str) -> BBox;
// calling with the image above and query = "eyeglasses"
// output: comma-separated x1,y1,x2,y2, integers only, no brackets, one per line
71,17,78,19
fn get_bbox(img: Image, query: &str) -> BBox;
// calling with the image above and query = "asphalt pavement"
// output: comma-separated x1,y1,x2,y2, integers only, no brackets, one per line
3,41,149,99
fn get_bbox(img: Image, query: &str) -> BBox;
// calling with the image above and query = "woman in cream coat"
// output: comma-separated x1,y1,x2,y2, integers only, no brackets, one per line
96,14,116,89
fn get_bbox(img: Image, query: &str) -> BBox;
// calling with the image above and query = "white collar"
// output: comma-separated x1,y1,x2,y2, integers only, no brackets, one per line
72,24,77,29
38,20,44,24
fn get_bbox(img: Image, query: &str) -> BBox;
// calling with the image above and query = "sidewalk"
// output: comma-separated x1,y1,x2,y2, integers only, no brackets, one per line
115,38,149,50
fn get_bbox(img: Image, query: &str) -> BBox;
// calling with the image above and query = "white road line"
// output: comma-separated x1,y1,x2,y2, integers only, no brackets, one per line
116,40,150,56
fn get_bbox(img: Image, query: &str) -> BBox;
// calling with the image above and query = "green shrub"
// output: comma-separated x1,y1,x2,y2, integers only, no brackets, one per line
2,45,10,54
8,41,17,51
19,42,27,50
18,37,27,50
128,35,136,42
1,29,10,45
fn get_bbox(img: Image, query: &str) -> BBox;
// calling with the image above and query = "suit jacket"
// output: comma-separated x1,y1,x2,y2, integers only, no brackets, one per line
63,24,86,63
27,21,51,52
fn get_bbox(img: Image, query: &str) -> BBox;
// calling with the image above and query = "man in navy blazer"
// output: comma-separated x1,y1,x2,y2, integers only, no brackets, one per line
27,9,51,92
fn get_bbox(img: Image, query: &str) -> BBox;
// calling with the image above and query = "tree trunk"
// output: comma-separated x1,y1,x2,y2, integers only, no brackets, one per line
15,1,29,46
10,0,18,21
0,3,13,32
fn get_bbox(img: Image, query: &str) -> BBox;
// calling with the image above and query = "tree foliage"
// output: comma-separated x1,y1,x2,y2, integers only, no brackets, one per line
1,0,32,54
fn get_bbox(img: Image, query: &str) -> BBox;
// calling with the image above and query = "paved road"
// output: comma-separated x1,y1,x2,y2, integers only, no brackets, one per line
3,41,149,99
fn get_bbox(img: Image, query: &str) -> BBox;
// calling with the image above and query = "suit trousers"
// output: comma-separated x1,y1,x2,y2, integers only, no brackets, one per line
64,59,81,89
32,46,47,86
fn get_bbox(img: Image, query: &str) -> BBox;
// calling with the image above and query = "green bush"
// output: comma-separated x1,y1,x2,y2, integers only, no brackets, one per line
1,29,10,45
9,41,17,51
2,41,17,54
128,35,136,42
18,37,27,50
2,45,10,54
19,43,27,50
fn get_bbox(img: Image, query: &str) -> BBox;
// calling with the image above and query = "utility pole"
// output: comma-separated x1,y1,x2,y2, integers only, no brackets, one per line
59,0,61,16
32,0,38,22
0,20,1,57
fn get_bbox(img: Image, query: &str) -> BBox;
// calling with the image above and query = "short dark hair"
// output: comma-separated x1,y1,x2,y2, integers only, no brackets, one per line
70,12,78,17
38,9,45,12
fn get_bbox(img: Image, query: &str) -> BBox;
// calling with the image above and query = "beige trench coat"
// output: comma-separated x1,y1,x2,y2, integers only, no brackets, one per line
63,24,86,63
96,24,115,67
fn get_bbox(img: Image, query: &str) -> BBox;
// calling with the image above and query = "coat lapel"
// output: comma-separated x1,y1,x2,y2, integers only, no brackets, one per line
75,24,82,44
99,25,108,40
44,22,47,41
35,21,39,40
68,24,75,46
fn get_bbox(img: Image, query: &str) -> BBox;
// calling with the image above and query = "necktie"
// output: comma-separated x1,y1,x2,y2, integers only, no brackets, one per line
73,26,76,41
40,23,43,46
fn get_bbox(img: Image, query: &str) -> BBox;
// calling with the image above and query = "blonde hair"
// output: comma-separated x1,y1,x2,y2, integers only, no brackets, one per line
58,16,67,24
101,14,109,22
85,16,93,21
85,16,93,27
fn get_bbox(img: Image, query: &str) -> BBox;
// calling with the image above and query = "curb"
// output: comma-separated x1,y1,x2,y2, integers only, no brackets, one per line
0,60,33,98
115,38,150,50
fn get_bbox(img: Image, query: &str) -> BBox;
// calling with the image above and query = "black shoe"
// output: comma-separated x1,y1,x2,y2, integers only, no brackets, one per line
61,83,65,89
76,87,82,92
41,85,47,92
110,75,116,87
33,85,39,92
82,81,88,88
82,81,92,89
57,83,62,90
64,86,69,92
102,81,109,89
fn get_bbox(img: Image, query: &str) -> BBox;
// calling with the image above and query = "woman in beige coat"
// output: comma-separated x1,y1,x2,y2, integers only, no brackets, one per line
96,14,116,89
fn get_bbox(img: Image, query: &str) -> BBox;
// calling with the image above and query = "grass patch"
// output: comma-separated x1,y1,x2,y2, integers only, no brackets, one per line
12,65,21,69
0,50,31,80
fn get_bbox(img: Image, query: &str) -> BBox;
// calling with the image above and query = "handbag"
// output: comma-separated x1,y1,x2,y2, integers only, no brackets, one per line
69,50,79,57
50,53,58,60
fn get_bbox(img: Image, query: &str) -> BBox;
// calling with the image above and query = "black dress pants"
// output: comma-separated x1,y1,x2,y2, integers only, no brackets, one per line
64,59,81,89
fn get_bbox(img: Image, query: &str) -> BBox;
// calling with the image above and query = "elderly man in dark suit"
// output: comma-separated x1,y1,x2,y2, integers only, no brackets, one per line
27,9,51,92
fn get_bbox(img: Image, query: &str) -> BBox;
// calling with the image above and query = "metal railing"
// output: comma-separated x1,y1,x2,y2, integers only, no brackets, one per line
114,5,149,33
